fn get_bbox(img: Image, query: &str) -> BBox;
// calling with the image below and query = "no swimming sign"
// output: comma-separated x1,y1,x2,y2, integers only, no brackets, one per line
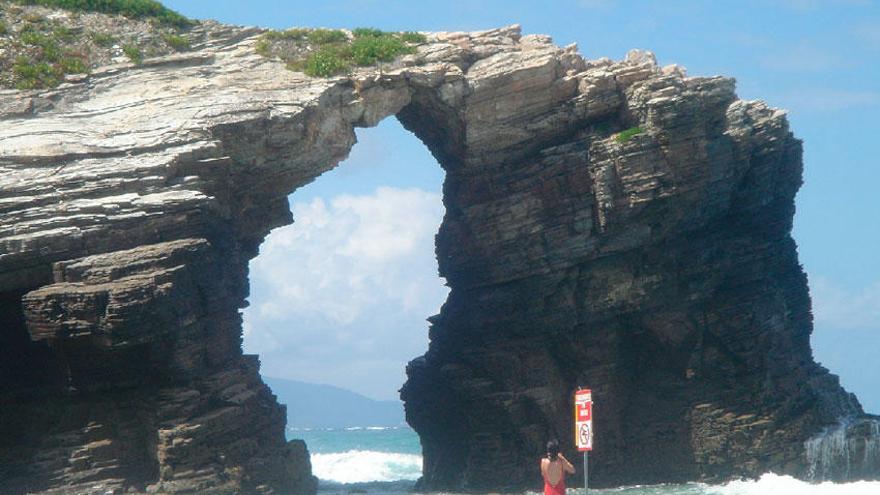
575,388,593,452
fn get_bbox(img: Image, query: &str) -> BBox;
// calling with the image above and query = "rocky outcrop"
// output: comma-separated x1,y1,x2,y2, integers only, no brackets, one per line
0,6,877,494
397,45,878,490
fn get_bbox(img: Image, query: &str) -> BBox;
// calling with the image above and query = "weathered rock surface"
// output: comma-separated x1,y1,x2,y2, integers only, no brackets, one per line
0,7,877,494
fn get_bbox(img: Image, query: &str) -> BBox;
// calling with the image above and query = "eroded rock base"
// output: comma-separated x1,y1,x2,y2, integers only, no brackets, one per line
1,240,316,494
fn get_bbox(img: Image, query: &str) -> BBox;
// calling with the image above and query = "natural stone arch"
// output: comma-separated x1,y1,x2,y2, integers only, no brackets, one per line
1,19,877,495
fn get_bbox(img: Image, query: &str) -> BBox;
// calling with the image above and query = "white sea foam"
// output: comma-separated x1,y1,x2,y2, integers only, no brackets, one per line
288,425,403,432
526,473,879,495
708,473,880,495
341,425,398,431
311,450,422,483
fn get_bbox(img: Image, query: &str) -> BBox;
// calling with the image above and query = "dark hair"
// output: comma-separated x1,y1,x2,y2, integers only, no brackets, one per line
546,439,559,461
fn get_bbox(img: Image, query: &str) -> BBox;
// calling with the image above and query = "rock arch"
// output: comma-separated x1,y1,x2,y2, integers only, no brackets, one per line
0,22,876,494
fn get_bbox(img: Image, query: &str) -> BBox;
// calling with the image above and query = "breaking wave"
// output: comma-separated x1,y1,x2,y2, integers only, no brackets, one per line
303,428,880,493
710,473,880,495
552,474,880,494
312,457,880,493
311,449,422,484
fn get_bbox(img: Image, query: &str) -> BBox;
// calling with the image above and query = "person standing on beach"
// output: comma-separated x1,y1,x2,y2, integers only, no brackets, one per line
541,439,575,495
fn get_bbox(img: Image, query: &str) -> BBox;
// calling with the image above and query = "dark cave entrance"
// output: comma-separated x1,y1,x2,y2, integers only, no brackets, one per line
1,288,161,492
0,288,65,492
0,288,65,401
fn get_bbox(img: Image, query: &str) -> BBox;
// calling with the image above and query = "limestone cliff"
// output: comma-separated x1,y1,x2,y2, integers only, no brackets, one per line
0,5,877,494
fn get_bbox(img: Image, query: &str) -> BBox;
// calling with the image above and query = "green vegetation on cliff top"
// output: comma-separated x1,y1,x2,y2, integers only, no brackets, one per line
1,2,425,88
256,27,427,77
1,1,194,89
8,22,88,89
11,0,192,27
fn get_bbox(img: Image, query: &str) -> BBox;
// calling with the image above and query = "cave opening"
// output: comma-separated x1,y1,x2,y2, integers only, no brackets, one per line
0,288,64,401
0,287,67,492
242,116,448,483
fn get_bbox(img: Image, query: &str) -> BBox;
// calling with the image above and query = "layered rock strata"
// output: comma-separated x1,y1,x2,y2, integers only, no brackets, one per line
0,9,876,494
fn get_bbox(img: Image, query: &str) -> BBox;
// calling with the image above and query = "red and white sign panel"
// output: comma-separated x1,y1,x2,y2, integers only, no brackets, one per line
574,389,593,451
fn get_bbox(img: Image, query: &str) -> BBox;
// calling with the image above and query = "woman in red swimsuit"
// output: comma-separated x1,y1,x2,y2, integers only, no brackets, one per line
540,439,575,495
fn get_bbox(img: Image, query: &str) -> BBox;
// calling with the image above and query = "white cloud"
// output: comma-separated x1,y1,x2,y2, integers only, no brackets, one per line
250,187,445,324
334,191,435,260
810,276,880,330
242,186,448,400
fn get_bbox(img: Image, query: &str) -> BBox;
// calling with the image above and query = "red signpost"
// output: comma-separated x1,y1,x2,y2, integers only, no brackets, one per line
574,389,592,492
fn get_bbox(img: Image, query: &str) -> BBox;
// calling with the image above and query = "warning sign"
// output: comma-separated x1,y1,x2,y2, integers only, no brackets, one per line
574,389,593,451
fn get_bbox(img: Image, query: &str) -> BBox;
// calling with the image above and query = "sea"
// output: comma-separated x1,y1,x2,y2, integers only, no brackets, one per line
288,426,880,495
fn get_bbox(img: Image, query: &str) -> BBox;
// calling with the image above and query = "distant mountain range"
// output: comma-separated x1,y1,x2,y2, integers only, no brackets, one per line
263,376,406,429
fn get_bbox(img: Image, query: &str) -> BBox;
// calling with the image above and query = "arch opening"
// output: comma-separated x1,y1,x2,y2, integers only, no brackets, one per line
242,116,448,484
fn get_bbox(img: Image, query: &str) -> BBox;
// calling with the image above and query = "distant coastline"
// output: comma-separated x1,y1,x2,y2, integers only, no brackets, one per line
264,376,405,429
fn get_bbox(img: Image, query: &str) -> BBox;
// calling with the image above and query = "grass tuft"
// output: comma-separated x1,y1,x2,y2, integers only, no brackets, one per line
307,28,347,44
122,43,142,64
51,25,75,42
399,31,426,43
13,56,60,89
254,38,271,57
89,31,116,46
298,46,351,77
59,54,87,73
23,11,44,23
262,28,309,42
352,27,384,38
615,126,643,143
350,33,413,66
162,32,189,51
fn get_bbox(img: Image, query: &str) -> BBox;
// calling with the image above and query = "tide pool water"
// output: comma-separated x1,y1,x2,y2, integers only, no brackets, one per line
288,426,880,495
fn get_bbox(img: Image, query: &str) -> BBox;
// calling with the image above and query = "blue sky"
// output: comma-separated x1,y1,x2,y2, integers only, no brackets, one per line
164,1,878,411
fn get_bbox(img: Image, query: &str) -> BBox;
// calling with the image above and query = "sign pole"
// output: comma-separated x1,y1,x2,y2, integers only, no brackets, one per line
583,450,589,493
574,388,593,494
